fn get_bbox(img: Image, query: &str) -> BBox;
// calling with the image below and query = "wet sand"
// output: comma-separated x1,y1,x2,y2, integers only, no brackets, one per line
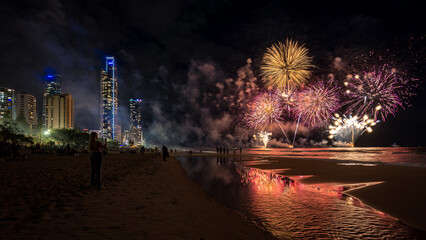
242,155,426,232
0,153,276,240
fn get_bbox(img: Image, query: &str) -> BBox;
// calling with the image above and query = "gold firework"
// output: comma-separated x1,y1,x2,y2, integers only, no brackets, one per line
260,39,314,91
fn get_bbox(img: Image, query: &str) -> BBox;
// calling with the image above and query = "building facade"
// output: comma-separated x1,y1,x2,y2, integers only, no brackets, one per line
44,94,74,129
100,56,119,141
43,74,62,129
0,87,16,120
15,92,37,129
129,98,143,145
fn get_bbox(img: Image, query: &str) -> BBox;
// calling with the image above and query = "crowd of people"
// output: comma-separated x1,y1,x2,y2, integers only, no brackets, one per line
216,146,242,155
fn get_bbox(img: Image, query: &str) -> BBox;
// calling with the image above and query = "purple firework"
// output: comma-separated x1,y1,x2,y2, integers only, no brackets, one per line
244,91,284,131
344,65,411,121
292,81,341,128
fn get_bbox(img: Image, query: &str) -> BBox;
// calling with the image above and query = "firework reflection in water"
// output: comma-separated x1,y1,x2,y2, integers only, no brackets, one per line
328,114,379,146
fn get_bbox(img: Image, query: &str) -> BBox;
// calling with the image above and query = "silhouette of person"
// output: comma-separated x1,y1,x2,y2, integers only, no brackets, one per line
89,132,107,189
162,145,169,161
140,145,145,155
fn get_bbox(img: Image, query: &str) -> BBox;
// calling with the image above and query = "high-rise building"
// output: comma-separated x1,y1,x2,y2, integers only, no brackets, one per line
129,98,143,145
100,56,118,141
122,129,131,145
15,92,37,129
43,74,62,129
116,125,122,144
130,99,143,128
43,75,62,97
0,87,16,120
45,94,74,129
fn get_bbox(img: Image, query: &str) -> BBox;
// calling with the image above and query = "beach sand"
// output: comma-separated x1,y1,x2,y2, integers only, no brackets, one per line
246,156,426,232
0,153,276,240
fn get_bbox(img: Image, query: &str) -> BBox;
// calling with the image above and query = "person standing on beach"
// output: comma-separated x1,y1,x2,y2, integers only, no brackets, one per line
88,132,107,189
140,145,145,155
162,145,169,161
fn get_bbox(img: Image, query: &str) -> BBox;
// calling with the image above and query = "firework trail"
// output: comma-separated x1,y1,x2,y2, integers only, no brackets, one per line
290,81,340,146
260,39,314,92
328,114,378,146
244,91,291,144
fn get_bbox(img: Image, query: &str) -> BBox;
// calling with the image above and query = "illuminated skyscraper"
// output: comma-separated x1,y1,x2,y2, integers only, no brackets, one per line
16,92,37,129
130,99,142,128
43,74,62,97
43,74,62,129
44,94,74,129
129,98,143,145
100,56,118,141
0,87,16,120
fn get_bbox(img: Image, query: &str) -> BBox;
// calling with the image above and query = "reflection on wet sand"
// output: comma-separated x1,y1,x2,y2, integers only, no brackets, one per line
178,156,426,239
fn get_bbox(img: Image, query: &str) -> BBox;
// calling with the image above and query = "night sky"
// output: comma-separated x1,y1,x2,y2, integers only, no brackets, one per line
0,0,424,147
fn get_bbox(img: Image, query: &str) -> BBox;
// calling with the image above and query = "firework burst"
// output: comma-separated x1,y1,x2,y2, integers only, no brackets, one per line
328,114,378,146
244,91,284,130
343,65,416,121
293,81,341,128
244,91,291,144
260,39,314,91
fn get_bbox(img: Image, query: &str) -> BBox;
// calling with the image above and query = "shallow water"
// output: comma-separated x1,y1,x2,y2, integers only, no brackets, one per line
178,154,426,239
243,147,426,167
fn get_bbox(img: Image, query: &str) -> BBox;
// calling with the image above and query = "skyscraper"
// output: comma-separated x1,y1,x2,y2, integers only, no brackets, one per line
44,94,74,129
100,56,118,141
129,98,143,145
0,87,16,120
43,74,61,129
43,74,62,97
15,92,37,129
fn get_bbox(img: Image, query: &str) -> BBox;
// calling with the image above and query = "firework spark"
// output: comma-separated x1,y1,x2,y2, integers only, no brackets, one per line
253,131,272,148
244,91,291,144
260,39,314,91
328,114,378,146
244,91,284,130
344,65,415,121
293,81,341,128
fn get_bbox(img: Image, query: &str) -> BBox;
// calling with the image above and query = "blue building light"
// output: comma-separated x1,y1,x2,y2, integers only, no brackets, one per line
47,75,53,78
